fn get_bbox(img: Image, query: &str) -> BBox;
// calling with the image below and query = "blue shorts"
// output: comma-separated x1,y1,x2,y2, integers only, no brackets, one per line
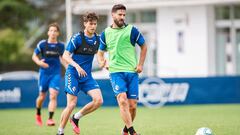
38,73,61,92
65,70,100,96
109,72,139,99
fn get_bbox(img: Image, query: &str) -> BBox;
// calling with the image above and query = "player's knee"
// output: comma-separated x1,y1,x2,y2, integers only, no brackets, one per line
118,98,128,107
67,102,76,109
49,94,57,101
38,96,44,101
38,95,46,101
117,93,127,102
93,97,103,107
129,104,137,111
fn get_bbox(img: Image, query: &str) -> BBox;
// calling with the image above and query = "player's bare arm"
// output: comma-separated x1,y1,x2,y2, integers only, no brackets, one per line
62,50,87,77
136,43,147,73
59,56,68,69
97,50,107,68
32,53,49,68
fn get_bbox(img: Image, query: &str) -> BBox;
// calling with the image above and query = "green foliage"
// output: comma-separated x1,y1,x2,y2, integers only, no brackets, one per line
0,0,37,30
0,28,36,71
0,28,24,63
0,0,66,72
0,0,40,72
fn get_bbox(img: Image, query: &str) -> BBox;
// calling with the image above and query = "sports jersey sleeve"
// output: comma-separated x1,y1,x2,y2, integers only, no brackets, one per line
34,40,45,55
99,31,107,51
66,33,81,53
130,26,145,46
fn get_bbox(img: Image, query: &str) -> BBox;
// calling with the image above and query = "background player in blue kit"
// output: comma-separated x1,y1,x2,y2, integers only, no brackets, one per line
57,12,103,135
32,22,66,126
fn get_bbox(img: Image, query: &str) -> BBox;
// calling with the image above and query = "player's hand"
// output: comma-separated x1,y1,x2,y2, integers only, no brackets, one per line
135,64,143,73
99,59,106,68
38,59,49,68
104,60,109,70
75,65,87,77
99,59,109,70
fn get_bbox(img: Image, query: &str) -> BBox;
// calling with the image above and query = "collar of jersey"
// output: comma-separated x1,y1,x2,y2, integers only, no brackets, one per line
110,23,128,29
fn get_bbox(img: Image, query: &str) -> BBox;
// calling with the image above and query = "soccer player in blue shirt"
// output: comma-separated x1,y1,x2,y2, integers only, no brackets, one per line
57,12,103,135
98,4,147,135
32,22,66,126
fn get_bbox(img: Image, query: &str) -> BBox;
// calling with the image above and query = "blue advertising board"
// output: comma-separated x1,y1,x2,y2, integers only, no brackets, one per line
0,76,240,108
138,76,240,108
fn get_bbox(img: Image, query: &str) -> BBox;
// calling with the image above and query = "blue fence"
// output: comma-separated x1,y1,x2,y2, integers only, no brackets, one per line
0,76,240,108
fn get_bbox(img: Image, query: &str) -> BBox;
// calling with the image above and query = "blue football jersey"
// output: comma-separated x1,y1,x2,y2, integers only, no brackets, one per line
66,32,99,78
34,40,65,74
99,25,145,51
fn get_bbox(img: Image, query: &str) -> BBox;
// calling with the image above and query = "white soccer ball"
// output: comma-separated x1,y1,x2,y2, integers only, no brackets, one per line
195,127,213,135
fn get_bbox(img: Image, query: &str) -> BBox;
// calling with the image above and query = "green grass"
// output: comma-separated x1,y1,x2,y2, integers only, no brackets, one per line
0,104,240,135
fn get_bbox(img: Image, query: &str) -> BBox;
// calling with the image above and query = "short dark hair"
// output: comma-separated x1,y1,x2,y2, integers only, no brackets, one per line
48,22,60,32
83,12,99,22
111,4,126,13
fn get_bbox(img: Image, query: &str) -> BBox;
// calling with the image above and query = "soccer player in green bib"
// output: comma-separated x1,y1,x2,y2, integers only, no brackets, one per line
98,4,147,135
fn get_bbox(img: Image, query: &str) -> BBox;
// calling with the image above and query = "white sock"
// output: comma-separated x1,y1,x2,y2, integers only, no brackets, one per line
58,128,64,134
74,112,83,119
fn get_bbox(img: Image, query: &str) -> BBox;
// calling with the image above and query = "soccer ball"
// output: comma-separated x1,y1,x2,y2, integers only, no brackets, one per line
195,127,213,135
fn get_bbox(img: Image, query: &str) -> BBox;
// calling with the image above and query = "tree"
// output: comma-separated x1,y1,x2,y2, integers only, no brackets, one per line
0,29,24,63
0,0,39,72
0,0,66,72
0,0,38,31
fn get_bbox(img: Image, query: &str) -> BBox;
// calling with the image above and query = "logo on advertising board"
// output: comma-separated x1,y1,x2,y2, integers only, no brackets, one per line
139,77,189,108
0,87,21,103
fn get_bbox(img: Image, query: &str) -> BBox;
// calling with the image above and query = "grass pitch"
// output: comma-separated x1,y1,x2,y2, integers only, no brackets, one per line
0,104,239,135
